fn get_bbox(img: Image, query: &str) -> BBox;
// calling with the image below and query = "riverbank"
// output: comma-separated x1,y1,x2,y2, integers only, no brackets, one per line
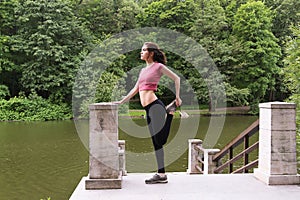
119,106,252,118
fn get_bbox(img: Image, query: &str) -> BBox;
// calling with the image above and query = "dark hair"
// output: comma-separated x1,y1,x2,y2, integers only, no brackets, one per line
144,42,167,65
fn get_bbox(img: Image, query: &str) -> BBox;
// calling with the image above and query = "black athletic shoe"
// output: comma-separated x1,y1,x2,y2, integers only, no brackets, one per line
166,100,177,114
145,174,168,184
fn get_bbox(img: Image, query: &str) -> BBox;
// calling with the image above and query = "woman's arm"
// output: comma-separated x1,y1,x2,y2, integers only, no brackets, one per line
161,65,182,106
114,81,139,104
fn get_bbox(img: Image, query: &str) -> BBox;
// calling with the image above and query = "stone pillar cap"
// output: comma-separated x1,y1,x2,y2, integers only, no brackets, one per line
259,102,296,109
89,102,118,110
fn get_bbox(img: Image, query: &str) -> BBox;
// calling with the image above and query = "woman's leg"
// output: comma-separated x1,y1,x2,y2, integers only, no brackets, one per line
144,99,173,174
145,100,166,173
160,114,173,145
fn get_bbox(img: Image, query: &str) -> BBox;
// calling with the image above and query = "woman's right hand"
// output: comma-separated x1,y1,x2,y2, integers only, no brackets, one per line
175,97,182,107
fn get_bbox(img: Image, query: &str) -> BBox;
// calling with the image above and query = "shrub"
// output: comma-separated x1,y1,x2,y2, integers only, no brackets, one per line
0,85,10,99
0,95,72,121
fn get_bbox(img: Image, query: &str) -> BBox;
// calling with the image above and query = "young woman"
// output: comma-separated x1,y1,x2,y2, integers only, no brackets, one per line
115,42,182,184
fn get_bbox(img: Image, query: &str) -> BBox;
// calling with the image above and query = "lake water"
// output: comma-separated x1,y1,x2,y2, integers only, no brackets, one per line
0,115,266,200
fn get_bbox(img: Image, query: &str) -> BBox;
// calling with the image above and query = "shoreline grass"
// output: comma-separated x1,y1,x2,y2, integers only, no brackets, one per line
119,106,252,118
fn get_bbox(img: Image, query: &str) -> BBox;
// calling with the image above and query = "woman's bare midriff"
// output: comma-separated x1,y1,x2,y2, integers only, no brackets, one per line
139,90,158,107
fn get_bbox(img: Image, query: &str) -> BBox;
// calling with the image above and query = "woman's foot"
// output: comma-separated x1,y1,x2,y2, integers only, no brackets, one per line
166,100,177,114
145,173,168,184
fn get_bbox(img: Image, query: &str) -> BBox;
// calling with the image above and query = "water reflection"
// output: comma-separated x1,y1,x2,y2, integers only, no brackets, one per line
0,116,258,199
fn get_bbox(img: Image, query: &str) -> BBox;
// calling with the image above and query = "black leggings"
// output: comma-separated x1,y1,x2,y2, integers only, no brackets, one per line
144,99,173,173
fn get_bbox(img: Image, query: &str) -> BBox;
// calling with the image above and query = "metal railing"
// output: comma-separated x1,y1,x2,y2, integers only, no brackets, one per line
188,119,259,174
213,119,259,174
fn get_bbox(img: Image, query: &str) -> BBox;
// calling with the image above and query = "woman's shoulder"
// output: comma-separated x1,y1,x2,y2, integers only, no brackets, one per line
154,62,166,69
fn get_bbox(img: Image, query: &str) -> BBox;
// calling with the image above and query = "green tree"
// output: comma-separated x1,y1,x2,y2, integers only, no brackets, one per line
0,0,19,96
0,85,10,99
232,1,281,112
0,0,18,36
191,0,249,109
222,0,248,26
264,0,300,41
12,0,92,103
76,0,141,39
2,0,298,119
72,37,129,118
191,0,230,70
95,71,126,104
263,0,300,102
284,24,300,108
134,0,157,8
137,0,197,35
76,70,126,118
283,24,300,132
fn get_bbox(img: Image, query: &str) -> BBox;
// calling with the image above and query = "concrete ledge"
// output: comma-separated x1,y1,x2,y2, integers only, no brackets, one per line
70,173,300,200
254,169,300,185
85,174,122,190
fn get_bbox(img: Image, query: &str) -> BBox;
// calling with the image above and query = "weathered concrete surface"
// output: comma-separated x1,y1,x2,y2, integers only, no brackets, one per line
69,173,300,200
254,102,300,185
86,103,121,189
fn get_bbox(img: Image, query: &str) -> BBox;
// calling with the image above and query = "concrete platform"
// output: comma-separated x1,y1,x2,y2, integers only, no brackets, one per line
69,173,300,200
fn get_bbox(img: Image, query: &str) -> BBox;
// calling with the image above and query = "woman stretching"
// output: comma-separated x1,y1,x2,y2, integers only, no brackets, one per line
115,42,182,184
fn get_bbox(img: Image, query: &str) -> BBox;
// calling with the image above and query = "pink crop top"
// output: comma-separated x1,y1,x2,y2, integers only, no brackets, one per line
138,62,163,91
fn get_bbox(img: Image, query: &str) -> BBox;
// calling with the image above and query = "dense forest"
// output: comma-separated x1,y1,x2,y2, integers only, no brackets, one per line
0,0,299,121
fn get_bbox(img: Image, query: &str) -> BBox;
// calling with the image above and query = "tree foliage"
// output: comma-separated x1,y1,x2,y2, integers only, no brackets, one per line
0,0,299,120
284,24,300,105
76,0,141,39
137,0,197,35
232,1,281,111
264,0,300,41
0,0,19,97
283,24,300,129
0,94,71,121
12,0,92,103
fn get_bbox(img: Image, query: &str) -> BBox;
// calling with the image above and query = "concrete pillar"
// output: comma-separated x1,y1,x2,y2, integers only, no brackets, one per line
205,149,220,174
118,140,127,176
254,102,300,185
187,139,202,174
85,103,122,189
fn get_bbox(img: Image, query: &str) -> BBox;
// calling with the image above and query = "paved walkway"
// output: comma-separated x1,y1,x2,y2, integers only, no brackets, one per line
69,173,300,200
